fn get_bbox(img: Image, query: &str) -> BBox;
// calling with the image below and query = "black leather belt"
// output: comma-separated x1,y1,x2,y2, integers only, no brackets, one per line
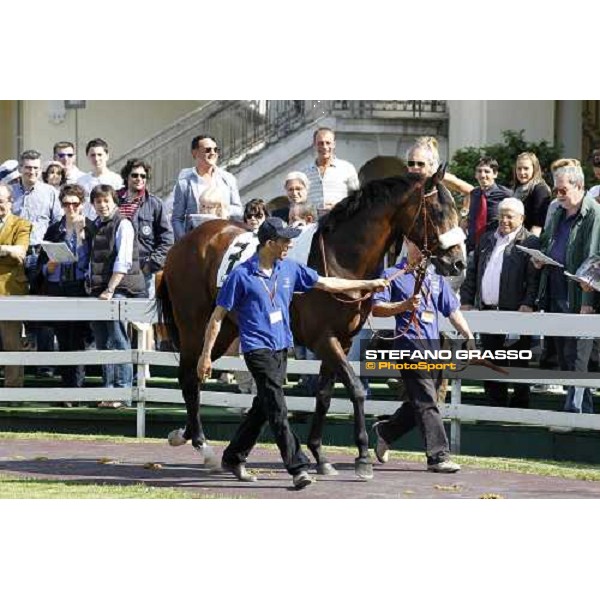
481,303,499,310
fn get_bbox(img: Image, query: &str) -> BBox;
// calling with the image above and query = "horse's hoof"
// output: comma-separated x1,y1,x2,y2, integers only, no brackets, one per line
316,462,338,476
193,442,219,469
355,458,374,481
167,428,187,447
201,444,219,470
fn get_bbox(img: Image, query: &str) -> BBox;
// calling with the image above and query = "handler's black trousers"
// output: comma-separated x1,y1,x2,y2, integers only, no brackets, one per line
378,369,450,465
222,348,310,476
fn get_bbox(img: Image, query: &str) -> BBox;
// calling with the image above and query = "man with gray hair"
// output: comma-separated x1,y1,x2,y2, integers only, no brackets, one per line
534,165,600,413
461,197,541,408
10,149,63,374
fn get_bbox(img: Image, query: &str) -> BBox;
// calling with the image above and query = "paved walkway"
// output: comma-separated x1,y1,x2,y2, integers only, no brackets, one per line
1,437,600,498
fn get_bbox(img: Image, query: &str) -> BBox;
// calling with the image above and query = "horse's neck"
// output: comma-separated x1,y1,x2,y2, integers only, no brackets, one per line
321,203,397,278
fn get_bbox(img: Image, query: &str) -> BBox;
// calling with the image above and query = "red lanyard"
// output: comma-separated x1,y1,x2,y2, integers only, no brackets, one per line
258,275,278,307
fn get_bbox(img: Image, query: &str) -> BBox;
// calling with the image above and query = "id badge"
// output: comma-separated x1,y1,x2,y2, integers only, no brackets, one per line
269,310,283,324
421,310,435,324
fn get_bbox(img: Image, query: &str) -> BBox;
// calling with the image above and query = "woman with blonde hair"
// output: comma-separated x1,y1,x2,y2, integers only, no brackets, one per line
406,136,474,202
199,186,229,219
512,151,551,236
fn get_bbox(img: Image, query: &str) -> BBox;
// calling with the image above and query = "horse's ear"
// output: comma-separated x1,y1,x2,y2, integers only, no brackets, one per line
432,162,447,185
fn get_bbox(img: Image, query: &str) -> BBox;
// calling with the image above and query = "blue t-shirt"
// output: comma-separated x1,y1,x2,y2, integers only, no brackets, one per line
373,259,459,351
217,253,320,353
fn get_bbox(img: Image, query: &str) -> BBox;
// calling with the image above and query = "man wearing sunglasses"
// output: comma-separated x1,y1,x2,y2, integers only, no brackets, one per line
118,159,173,299
53,141,85,185
171,134,243,241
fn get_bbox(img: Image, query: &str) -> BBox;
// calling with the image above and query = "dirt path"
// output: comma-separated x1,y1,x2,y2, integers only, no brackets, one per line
1,437,599,498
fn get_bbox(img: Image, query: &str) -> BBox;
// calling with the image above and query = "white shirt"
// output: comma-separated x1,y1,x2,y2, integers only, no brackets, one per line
65,165,85,185
113,217,135,274
77,170,123,196
77,170,124,219
304,157,359,211
480,228,521,306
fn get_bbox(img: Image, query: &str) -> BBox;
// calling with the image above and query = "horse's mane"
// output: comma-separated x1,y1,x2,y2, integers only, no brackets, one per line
319,173,422,233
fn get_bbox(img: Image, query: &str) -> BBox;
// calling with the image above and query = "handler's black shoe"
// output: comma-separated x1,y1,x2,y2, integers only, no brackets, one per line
221,461,257,482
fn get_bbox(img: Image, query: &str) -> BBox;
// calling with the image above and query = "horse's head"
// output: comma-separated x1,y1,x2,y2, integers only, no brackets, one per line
403,165,466,277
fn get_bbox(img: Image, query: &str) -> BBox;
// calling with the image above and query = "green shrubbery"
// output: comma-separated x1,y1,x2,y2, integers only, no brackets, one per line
449,129,563,189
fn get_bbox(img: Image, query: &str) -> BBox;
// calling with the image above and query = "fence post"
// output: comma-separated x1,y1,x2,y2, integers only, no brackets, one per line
450,378,462,454
133,327,148,439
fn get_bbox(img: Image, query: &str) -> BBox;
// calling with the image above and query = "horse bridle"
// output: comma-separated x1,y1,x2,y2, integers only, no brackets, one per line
317,179,464,342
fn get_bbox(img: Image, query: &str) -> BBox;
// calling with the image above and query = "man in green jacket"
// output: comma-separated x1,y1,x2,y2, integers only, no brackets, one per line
534,165,600,413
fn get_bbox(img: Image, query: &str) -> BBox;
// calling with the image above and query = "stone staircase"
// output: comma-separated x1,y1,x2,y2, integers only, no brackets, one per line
109,100,449,201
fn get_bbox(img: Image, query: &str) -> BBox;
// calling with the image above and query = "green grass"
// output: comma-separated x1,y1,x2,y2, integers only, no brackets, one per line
0,474,232,499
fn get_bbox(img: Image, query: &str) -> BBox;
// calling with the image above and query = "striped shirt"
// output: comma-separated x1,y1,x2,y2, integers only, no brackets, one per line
304,157,359,211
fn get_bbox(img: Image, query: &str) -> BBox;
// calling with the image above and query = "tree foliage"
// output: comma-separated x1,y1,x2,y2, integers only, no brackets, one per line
449,130,563,189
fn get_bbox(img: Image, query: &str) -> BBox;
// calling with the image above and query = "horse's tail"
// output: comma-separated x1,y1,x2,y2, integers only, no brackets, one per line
155,273,180,351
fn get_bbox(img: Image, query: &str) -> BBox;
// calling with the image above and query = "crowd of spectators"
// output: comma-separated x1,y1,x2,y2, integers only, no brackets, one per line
1,126,600,416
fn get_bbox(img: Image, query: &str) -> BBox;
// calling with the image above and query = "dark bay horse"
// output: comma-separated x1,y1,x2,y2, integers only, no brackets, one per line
156,167,465,479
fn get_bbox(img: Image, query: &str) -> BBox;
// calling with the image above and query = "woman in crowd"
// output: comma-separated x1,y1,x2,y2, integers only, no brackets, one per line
89,184,146,406
42,161,67,191
39,184,94,393
406,136,473,202
512,151,551,236
243,198,269,232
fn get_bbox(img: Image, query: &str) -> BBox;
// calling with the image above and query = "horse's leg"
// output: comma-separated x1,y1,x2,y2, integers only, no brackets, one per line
312,336,373,480
168,346,218,469
307,362,337,476
168,319,239,469
336,352,373,480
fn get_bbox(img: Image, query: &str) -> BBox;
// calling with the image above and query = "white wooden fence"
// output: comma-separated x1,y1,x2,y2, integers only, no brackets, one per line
2,296,600,454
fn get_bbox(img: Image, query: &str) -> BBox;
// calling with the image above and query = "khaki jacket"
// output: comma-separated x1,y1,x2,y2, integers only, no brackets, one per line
0,213,32,296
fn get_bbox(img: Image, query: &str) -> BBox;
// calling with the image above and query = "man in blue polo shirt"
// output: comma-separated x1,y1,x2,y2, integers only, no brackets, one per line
197,217,389,490
371,237,474,473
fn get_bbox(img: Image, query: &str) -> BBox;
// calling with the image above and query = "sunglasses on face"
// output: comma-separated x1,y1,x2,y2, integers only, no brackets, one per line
62,202,81,208
203,147,220,155
407,160,426,168
130,173,147,180
57,153,74,158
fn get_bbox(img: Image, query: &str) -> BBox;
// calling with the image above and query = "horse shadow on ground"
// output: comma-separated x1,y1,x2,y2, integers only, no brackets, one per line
0,457,374,493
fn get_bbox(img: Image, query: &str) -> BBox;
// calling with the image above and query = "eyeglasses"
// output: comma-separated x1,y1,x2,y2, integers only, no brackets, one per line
57,153,74,158
62,202,81,208
130,173,147,179
552,187,570,196
407,160,426,168
203,147,220,154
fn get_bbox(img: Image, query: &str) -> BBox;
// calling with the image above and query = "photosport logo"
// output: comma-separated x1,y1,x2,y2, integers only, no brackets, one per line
357,338,537,381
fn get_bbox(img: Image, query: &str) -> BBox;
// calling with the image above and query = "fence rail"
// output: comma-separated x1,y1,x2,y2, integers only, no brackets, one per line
1,297,599,453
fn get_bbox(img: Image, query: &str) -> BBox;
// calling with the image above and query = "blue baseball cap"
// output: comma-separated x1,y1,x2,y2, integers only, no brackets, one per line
258,217,302,244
